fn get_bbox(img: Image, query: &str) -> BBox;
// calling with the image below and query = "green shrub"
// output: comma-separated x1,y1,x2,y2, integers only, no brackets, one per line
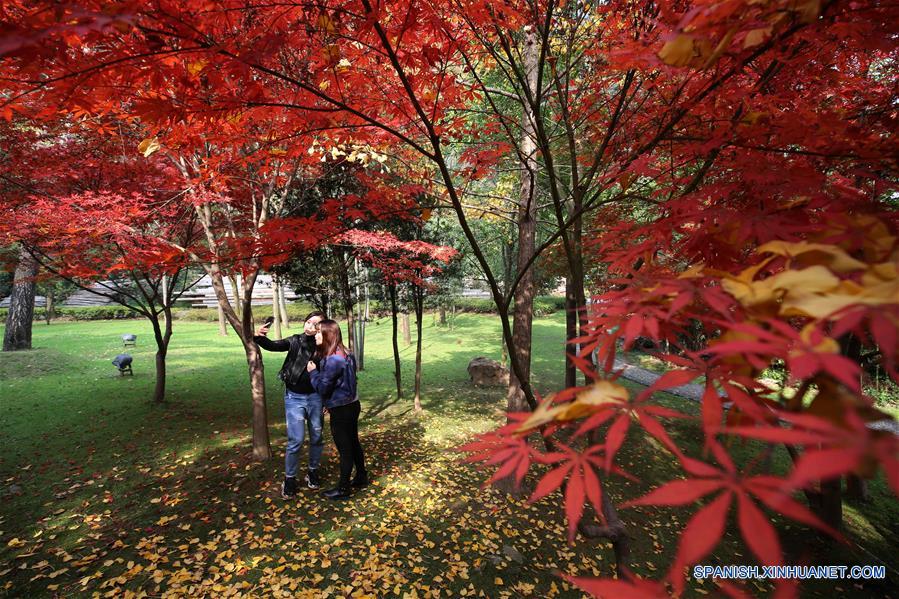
453,297,496,313
174,302,317,323
533,295,567,316
11,306,143,321
2,296,564,323
441,295,566,316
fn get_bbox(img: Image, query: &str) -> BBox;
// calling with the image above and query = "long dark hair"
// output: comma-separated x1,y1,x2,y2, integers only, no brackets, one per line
305,310,325,323
314,319,347,360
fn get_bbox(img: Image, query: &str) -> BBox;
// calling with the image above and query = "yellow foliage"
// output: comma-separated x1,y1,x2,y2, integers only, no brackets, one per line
743,27,772,48
187,59,208,77
137,137,160,157
658,35,696,67
516,380,629,433
758,240,868,273
721,225,898,320
721,265,841,312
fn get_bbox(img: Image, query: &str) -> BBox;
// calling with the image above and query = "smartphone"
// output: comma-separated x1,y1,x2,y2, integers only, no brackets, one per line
263,316,275,326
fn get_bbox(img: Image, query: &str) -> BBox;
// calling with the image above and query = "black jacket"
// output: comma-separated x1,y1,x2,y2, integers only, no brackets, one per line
254,333,318,394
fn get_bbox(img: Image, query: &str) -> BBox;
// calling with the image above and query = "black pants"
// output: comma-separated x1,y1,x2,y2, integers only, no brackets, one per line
328,401,366,490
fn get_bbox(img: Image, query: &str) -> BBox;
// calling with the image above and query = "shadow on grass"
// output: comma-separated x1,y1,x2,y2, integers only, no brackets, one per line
0,346,95,380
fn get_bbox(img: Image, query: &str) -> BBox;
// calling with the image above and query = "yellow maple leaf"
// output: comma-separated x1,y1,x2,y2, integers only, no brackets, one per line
137,137,160,157
743,27,772,48
187,59,208,76
758,241,867,273
658,35,695,67
516,380,628,433
722,265,841,311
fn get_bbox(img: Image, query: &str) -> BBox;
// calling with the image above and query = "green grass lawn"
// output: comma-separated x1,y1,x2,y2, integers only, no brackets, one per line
1,313,896,598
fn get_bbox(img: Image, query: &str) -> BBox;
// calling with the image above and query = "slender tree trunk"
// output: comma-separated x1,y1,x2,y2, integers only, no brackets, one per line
846,475,870,501
570,190,592,380
3,248,38,351
229,274,242,320
207,266,272,459
245,341,271,460
149,309,173,403
506,26,540,417
413,286,424,412
276,274,290,329
389,283,403,400
565,278,577,388
272,278,283,339
820,478,843,531
355,259,366,370
401,310,411,346
337,252,356,353
439,304,446,326
45,288,54,325
217,303,228,336
359,272,369,370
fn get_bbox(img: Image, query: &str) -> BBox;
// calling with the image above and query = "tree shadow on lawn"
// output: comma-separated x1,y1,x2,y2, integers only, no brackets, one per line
357,353,508,422
0,346,96,381
0,416,626,598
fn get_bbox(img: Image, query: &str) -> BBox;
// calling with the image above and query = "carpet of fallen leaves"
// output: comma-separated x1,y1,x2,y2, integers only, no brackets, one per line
0,410,635,598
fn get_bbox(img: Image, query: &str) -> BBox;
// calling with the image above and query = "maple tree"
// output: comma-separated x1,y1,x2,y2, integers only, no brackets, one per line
343,226,458,410
15,190,200,403
0,114,202,400
2,0,898,594
460,0,899,596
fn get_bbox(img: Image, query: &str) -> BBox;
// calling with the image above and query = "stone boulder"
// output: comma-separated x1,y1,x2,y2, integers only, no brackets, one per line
467,357,509,386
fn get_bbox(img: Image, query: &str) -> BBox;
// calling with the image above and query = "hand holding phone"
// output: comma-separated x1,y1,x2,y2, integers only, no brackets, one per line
256,316,275,337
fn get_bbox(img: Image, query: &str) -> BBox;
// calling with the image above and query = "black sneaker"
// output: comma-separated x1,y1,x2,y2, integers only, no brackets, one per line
281,476,298,499
305,469,321,489
351,474,369,488
322,487,351,500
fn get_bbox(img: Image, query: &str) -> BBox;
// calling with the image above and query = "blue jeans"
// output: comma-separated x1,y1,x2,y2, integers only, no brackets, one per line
284,390,324,477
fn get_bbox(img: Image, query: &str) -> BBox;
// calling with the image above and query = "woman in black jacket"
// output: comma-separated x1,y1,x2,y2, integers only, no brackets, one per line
307,319,368,499
254,311,325,498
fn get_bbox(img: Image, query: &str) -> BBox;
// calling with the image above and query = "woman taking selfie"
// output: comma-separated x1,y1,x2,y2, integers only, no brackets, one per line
307,320,368,499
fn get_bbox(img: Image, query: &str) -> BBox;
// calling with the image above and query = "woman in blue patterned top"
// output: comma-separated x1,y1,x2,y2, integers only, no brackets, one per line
307,319,368,499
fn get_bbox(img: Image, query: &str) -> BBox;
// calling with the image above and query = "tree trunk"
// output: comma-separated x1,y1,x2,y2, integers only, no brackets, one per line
439,304,446,326
245,341,272,460
565,278,577,388
389,283,403,400
149,308,173,404
495,28,540,496
413,286,424,412
401,310,411,346
45,288,54,325
272,278,283,339
846,475,870,501
579,477,631,577
217,303,228,336
3,248,39,351
207,266,272,459
506,26,540,417
571,192,592,381
229,274,242,320
337,250,356,353
820,477,843,531
277,276,290,329
355,259,367,371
